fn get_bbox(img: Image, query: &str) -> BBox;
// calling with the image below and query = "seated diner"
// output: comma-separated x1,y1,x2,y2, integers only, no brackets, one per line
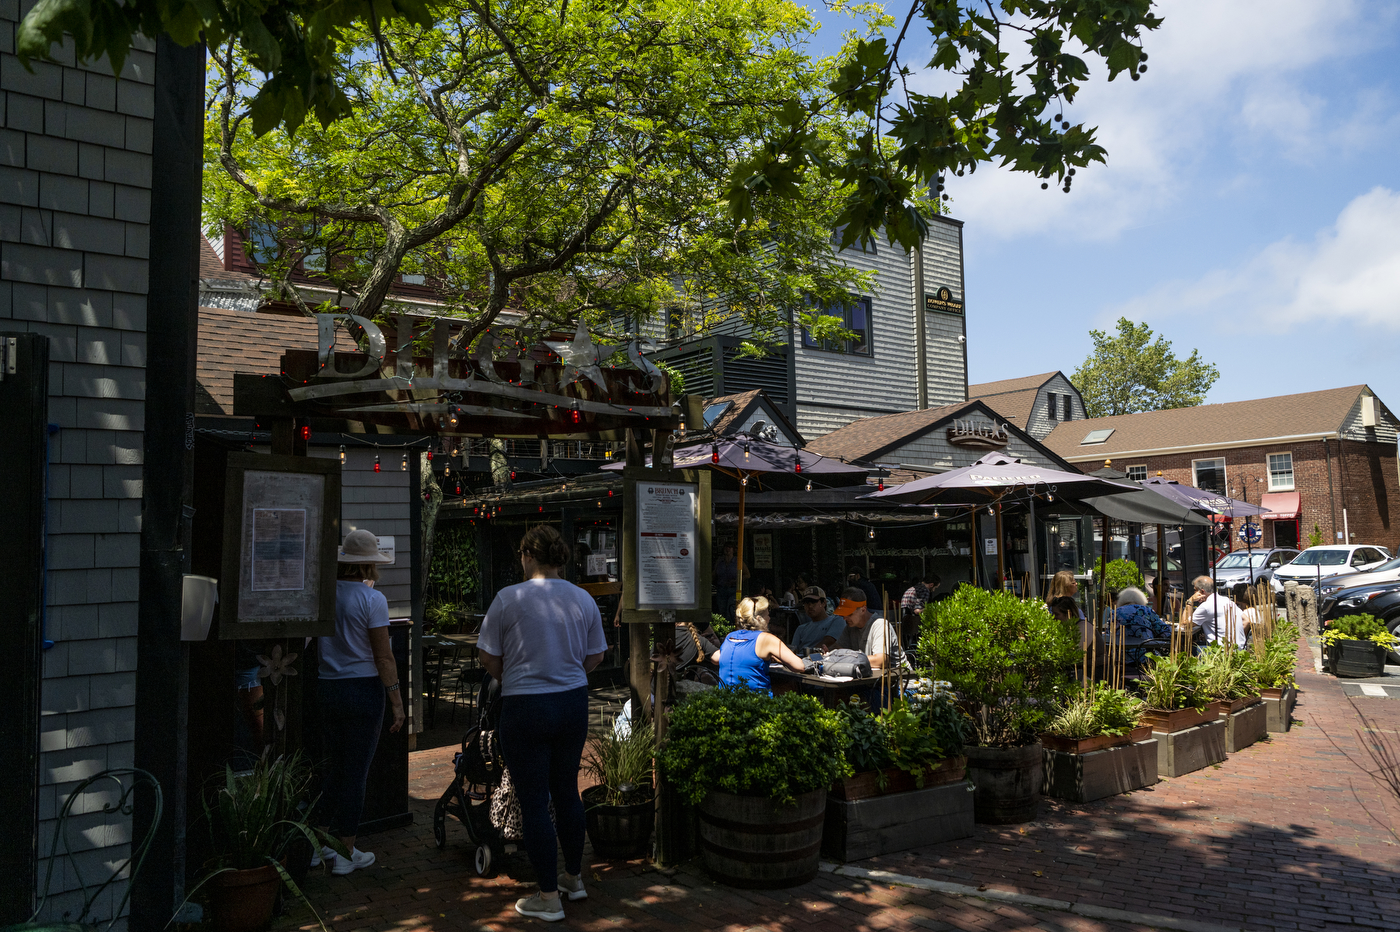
789,586,845,652
710,596,806,690
832,587,907,670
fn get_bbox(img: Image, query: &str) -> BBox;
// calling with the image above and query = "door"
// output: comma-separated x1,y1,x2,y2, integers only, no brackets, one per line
1273,520,1299,550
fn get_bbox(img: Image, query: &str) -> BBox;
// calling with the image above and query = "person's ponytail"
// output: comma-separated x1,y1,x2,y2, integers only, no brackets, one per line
520,525,571,568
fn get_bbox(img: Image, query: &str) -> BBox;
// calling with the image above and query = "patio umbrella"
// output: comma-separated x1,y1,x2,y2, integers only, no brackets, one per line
604,433,868,611
1139,477,1271,518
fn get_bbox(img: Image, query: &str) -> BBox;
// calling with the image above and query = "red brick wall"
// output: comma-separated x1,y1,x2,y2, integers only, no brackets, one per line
1107,438,1399,554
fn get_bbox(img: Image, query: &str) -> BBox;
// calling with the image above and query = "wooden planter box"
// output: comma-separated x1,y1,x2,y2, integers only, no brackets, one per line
822,780,975,862
831,757,966,802
1261,686,1297,733
1040,726,1152,755
1043,737,1159,803
1209,695,1263,716
1142,707,1212,733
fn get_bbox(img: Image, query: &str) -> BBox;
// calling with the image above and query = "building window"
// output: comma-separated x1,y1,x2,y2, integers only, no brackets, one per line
802,296,872,356
1126,465,1147,481
1046,393,1059,421
1268,452,1294,491
1193,457,1227,495
1062,394,1072,421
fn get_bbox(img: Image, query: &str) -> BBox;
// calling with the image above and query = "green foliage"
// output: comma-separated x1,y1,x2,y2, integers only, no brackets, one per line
1308,524,1325,548
1103,559,1145,595
654,362,685,398
728,0,1163,250
906,679,971,758
660,687,850,806
836,701,890,774
1194,645,1262,702
1323,614,1398,648
584,719,657,807
424,602,460,634
918,585,1079,747
711,614,735,640
427,525,477,605
1138,652,1203,711
1046,686,1144,739
203,753,333,872
1255,619,1300,689
836,691,964,786
1071,318,1220,418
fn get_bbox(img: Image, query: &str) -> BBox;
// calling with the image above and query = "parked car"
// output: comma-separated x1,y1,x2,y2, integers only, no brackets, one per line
1212,548,1300,594
1321,580,1400,664
1316,555,1400,602
1143,548,1183,600
1272,545,1393,603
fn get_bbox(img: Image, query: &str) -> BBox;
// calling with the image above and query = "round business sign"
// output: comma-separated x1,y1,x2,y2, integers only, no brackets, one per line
1238,522,1262,545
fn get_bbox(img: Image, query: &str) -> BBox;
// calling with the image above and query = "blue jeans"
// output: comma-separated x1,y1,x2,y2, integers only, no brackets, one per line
498,686,589,892
316,676,384,838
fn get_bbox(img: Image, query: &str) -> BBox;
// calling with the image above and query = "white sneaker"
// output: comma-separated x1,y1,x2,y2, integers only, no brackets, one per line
514,894,565,922
309,845,335,868
330,847,376,875
557,874,587,901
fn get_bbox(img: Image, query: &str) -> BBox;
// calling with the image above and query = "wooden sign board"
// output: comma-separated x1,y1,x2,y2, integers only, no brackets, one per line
620,467,712,625
219,453,341,639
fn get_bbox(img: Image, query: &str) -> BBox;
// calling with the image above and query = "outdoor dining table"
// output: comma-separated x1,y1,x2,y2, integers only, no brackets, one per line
768,666,888,709
420,632,480,728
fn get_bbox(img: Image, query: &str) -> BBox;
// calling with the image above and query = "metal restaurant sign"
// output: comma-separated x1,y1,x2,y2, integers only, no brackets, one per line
946,418,1010,448
925,286,964,315
236,313,675,437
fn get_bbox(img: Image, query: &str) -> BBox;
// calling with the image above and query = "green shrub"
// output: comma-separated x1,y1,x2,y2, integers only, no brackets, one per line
1255,619,1299,689
836,701,890,774
1195,644,1262,701
711,613,734,639
1323,613,1395,647
1046,686,1145,739
836,694,960,787
1139,652,1203,711
1102,559,1145,596
918,585,1079,747
583,719,656,807
660,687,850,806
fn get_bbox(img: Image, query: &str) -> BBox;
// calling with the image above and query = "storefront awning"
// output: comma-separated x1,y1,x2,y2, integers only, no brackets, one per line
1259,492,1300,520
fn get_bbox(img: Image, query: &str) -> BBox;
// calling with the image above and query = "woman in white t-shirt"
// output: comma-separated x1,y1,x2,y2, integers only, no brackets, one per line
479,526,607,923
312,528,404,877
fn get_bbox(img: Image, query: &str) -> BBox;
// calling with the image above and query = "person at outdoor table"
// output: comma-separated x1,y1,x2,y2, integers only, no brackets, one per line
901,574,940,618
675,621,719,672
833,588,905,670
847,570,882,609
1045,570,1084,618
713,543,749,622
478,526,607,922
312,528,403,876
1112,587,1172,665
1236,586,1267,641
790,586,845,652
1184,575,1246,648
710,596,806,690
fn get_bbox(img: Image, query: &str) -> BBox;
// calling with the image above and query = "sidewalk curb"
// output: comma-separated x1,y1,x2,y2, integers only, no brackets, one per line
821,863,1247,932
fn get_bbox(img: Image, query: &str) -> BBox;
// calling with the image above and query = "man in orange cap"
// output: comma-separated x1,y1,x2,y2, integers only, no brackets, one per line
832,587,904,670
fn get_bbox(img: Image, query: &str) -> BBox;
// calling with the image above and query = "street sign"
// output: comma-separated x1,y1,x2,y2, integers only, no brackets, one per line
1238,522,1262,545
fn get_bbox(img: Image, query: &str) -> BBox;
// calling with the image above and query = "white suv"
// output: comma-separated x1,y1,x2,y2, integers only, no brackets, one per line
1272,545,1393,599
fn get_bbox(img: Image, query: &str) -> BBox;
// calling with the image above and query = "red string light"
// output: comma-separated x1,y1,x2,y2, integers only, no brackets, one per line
373,455,380,473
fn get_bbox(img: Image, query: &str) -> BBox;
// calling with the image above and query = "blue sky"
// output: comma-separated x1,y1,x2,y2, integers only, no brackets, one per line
803,0,1400,409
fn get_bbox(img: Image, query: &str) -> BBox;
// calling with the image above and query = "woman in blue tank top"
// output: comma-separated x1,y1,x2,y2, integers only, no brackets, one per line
711,596,806,690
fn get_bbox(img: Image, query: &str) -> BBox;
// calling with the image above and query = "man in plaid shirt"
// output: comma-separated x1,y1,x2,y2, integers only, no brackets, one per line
901,574,941,617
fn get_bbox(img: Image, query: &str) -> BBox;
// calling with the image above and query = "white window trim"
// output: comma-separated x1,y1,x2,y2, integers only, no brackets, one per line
1267,452,1295,492
1191,456,1227,494
1125,464,1147,481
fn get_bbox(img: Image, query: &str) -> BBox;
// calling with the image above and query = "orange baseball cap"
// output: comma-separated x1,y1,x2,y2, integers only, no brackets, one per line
833,597,867,617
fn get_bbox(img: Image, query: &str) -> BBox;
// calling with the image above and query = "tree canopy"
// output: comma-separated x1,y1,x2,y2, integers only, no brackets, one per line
1070,317,1220,419
205,0,881,346
23,0,1162,253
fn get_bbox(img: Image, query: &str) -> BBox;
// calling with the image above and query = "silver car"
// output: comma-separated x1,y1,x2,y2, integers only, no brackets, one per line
1316,555,1400,601
1213,548,1300,594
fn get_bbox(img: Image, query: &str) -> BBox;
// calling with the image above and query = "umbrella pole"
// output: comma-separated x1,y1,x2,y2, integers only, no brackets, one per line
1098,516,1110,646
1156,524,1166,616
968,506,978,589
995,503,1006,591
1027,496,1040,599
735,471,746,614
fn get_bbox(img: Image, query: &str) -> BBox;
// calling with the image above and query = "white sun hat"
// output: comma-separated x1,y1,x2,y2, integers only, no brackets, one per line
338,528,394,563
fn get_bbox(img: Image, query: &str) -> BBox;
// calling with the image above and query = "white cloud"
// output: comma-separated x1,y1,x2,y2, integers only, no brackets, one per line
1112,186,1400,329
915,0,1397,240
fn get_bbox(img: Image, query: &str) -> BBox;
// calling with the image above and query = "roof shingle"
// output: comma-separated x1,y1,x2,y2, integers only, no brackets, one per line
968,372,1058,398
805,401,975,462
196,305,318,414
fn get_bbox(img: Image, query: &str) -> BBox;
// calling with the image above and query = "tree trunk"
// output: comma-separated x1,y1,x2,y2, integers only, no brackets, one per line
420,452,443,598
489,438,509,488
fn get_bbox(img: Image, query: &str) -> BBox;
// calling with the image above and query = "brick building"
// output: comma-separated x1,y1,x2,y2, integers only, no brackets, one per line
1042,385,1400,554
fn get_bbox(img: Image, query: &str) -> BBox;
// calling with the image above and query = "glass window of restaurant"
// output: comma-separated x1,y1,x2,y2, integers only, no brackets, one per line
1192,457,1226,494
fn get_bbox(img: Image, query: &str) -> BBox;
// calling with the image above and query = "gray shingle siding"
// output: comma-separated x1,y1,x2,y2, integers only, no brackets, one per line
2,7,152,922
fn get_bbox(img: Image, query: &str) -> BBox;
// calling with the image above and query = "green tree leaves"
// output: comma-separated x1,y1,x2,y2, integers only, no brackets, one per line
1071,317,1221,419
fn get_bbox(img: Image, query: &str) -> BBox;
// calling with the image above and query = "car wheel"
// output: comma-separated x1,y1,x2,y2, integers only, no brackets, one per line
1388,616,1400,666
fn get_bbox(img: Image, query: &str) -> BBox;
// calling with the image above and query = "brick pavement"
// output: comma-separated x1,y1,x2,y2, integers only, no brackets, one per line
276,640,1400,932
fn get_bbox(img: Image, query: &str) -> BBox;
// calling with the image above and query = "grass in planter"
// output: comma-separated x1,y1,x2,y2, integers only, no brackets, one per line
583,720,656,807
1253,618,1300,690
660,687,849,806
1045,685,1145,740
1139,652,1204,711
1195,644,1263,703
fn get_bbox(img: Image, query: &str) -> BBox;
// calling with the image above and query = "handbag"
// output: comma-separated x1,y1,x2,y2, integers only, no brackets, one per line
820,648,872,678
489,766,556,840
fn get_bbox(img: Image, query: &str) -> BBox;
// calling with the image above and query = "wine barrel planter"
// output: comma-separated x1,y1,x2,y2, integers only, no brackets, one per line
1332,639,1386,678
698,789,826,889
582,785,655,860
208,863,282,932
964,744,1042,825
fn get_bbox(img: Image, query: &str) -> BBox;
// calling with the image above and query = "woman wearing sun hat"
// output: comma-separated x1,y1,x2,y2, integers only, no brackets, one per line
311,527,403,876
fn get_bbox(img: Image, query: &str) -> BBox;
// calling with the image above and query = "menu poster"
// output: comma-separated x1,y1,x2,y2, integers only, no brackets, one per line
753,533,773,569
636,482,698,608
251,508,307,591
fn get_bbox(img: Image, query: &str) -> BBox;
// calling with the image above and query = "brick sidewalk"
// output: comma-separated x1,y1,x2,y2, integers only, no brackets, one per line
277,640,1400,932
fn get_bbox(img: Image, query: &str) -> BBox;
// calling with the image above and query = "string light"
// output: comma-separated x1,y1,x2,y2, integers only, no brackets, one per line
795,460,802,474
571,400,581,424
934,506,940,519
427,451,433,461
401,453,408,471
339,444,346,465
743,441,750,460
805,479,812,492
711,443,719,464
373,455,381,473
867,527,876,540
300,424,311,442
741,475,748,487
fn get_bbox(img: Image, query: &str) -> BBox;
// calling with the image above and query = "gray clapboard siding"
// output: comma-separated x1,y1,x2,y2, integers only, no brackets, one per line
882,414,1059,473
1340,391,1398,445
309,447,414,616
1022,372,1087,440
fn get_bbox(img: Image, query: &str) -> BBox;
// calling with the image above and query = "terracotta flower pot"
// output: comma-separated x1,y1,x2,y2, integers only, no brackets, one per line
208,862,282,932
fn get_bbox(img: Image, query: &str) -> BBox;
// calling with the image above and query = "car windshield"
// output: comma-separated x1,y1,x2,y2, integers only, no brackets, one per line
1290,550,1349,566
1371,556,1400,573
1217,552,1267,568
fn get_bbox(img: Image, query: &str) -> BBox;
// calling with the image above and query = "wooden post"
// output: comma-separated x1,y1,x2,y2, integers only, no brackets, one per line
734,471,747,611
994,503,1006,591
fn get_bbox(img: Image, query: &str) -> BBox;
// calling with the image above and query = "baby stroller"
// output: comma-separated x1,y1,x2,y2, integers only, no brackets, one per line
433,673,506,876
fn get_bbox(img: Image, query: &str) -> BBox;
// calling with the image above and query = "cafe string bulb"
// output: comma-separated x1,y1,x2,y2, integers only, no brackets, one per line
933,506,940,519
373,454,381,473
867,527,876,540
743,441,750,460
795,460,802,474
711,443,719,464
339,444,346,465
571,400,581,425
401,453,408,471
741,475,748,487
805,479,812,492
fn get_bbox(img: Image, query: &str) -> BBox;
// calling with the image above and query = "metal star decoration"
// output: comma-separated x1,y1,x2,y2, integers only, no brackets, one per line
545,320,608,392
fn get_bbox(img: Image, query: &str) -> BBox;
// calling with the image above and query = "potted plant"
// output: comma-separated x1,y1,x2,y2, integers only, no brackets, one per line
920,586,1079,824
1041,684,1154,803
1101,559,1146,602
195,753,335,932
1322,614,1396,678
1252,618,1300,731
1137,652,1227,776
660,687,848,888
581,720,656,860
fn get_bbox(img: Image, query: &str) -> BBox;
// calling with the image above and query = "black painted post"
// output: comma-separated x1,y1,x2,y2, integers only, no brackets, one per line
130,36,205,931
